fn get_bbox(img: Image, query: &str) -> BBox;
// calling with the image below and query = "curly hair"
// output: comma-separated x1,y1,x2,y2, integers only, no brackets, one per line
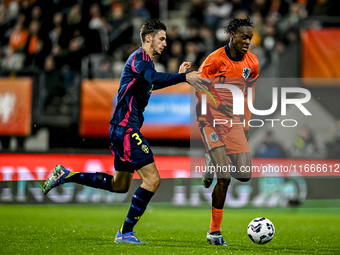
225,17,253,34
140,19,167,43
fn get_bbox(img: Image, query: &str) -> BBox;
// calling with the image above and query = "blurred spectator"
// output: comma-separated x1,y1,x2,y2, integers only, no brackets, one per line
185,24,203,45
1,46,25,71
290,125,320,158
326,120,340,159
278,2,307,35
166,25,184,46
23,20,47,70
145,0,160,19
261,20,277,65
88,3,108,52
49,12,64,45
276,2,307,52
0,3,7,45
107,4,133,56
183,25,205,67
130,0,151,42
50,42,68,69
204,0,233,29
263,0,289,19
169,40,185,64
30,3,52,39
188,0,206,26
68,29,85,70
67,4,82,30
183,41,202,70
130,0,151,22
255,131,287,158
159,25,184,65
167,57,180,73
97,57,114,79
154,56,166,72
251,0,267,16
19,0,34,26
200,25,215,57
62,28,84,89
230,0,251,15
8,21,28,52
5,1,20,28
31,5,42,22
44,55,65,114
248,12,264,60
307,0,332,16
56,0,79,14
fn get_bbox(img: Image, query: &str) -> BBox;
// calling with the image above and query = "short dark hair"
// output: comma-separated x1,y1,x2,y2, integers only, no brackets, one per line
225,17,253,34
140,19,167,43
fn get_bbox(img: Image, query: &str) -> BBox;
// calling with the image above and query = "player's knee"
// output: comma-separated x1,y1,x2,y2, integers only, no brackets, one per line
217,177,230,189
143,175,161,192
238,170,252,182
152,175,161,190
112,185,129,193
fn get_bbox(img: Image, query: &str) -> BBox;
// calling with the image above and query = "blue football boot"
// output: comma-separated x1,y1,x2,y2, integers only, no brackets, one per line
114,230,146,244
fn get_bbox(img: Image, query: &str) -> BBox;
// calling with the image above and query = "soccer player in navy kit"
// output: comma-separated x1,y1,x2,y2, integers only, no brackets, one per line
41,19,208,244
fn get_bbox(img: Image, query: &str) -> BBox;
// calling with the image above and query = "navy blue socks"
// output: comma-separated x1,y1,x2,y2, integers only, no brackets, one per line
121,187,154,234
65,172,113,192
66,173,154,233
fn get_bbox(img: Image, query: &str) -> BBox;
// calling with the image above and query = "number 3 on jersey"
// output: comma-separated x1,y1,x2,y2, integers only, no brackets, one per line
132,133,142,145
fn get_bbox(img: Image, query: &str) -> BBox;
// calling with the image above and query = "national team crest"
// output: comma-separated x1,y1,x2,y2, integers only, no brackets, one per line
243,67,251,79
210,132,219,143
142,145,149,153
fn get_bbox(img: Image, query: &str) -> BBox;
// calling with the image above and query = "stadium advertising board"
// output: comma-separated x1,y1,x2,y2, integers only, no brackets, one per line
79,79,194,139
0,78,32,136
0,154,339,207
302,29,340,81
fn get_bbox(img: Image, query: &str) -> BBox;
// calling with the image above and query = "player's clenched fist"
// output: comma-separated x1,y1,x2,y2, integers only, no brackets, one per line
179,61,192,73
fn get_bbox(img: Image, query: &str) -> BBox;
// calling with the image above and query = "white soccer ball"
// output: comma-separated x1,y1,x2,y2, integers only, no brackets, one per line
247,217,275,245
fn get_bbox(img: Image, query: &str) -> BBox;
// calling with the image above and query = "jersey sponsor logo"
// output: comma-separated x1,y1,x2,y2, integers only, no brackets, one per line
243,67,251,79
142,144,149,153
210,132,219,142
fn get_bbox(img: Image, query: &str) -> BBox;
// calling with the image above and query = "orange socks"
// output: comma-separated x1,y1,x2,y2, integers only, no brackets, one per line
209,207,224,233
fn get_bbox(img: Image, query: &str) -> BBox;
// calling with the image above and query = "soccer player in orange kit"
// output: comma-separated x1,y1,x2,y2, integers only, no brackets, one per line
196,17,259,246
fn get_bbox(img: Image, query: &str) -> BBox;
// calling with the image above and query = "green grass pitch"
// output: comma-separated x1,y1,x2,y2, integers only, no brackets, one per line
1,204,339,254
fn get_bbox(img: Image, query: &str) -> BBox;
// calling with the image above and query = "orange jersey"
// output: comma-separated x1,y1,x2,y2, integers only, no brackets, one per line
196,45,259,125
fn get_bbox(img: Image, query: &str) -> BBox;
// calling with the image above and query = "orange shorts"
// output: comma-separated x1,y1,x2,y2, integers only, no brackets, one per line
199,120,250,154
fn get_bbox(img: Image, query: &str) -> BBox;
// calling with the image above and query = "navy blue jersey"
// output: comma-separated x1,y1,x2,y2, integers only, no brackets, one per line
110,48,186,129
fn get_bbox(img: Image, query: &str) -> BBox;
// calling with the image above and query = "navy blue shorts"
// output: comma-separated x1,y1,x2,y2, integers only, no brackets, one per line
109,124,154,173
